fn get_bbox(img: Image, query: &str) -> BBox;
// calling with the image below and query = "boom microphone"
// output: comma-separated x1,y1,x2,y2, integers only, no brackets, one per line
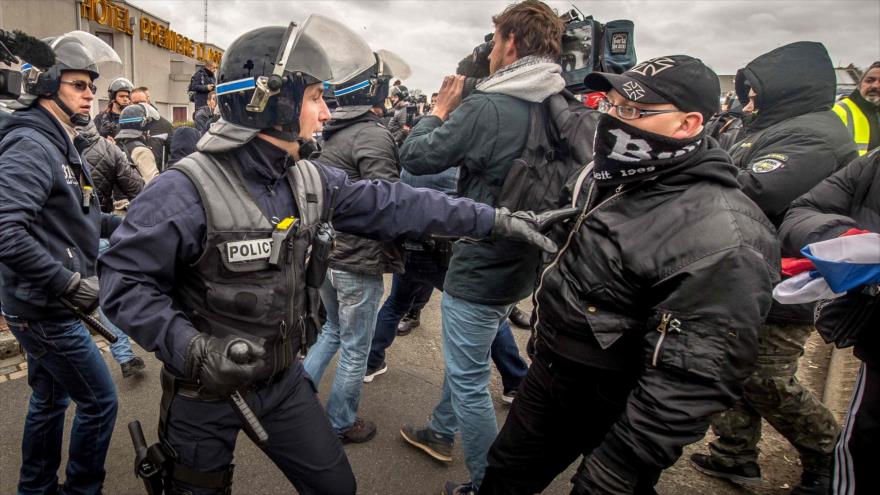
0,29,56,69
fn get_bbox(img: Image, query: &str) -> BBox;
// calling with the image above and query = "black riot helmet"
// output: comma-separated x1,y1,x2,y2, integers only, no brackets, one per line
24,31,121,126
107,76,133,100
116,102,159,139
215,15,375,141
332,49,412,110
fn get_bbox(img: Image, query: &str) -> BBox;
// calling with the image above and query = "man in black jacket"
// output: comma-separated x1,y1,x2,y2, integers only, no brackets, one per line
301,54,404,444
779,148,880,495
0,32,122,495
77,119,143,212
479,55,780,495
189,60,216,113
691,42,857,494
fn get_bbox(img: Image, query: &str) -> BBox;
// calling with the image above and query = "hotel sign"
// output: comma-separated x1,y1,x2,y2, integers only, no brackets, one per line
80,0,222,64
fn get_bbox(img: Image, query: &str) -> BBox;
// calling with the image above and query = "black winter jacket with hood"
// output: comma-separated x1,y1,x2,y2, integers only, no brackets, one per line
0,106,121,320
780,149,880,365
534,139,780,484
77,121,144,212
729,41,858,324
320,109,405,275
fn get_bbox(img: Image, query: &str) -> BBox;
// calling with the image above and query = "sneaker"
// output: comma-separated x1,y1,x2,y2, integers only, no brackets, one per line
690,453,761,486
338,417,377,444
363,362,388,383
120,356,146,378
508,307,532,329
791,471,831,495
502,388,517,405
400,424,453,462
442,481,476,495
397,310,421,336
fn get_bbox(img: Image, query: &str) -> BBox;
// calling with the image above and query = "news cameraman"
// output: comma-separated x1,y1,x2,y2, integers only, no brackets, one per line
98,17,568,494
0,31,123,495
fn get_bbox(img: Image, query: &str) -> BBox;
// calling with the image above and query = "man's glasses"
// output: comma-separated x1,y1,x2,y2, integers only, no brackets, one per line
60,80,97,94
596,97,680,120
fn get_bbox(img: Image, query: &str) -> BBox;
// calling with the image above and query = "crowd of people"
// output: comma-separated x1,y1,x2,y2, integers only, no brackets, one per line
0,1,878,494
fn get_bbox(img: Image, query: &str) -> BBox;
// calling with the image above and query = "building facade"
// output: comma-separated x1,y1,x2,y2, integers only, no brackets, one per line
0,0,223,122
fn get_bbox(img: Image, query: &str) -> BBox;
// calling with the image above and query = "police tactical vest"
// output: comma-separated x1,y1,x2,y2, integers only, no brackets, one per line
173,152,325,377
119,138,148,163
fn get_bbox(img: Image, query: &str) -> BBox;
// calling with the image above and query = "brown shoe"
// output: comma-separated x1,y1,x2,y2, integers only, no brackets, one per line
339,417,377,444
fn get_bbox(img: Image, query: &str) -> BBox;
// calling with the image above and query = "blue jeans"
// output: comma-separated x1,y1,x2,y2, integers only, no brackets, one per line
4,314,118,495
98,238,135,365
427,294,514,488
303,269,384,433
368,251,527,392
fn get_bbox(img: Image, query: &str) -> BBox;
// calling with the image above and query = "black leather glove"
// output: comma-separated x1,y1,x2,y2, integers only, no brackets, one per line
62,273,100,313
184,334,268,396
492,207,579,253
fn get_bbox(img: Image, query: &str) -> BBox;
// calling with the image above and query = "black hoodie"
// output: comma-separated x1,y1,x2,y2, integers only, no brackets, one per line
729,41,858,323
0,105,120,319
533,138,780,482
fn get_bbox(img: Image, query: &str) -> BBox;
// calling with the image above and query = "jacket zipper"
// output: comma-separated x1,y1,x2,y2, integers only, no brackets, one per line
651,312,680,367
533,183,626,333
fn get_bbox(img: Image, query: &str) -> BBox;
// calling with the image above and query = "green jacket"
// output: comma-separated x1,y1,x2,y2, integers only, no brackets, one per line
400,91,534,305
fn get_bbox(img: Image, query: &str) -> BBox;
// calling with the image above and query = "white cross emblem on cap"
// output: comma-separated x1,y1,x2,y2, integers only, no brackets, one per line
622,81,645,101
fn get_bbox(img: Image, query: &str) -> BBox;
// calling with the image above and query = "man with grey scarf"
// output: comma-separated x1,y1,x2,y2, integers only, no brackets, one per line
396,2,566,494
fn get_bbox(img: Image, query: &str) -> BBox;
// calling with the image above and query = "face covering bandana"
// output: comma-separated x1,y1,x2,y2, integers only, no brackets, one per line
592,114,703,186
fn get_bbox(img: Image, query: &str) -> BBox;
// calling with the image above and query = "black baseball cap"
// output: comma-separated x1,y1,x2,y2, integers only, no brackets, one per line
584,55,721,121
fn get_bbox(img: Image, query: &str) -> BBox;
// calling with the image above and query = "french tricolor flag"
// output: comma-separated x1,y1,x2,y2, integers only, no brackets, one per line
773,233,880,304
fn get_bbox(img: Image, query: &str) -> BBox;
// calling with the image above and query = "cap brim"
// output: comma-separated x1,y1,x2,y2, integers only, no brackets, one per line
583,72,668,105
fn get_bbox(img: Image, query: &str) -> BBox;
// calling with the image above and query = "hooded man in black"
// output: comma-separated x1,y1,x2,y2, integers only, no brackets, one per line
479,55,780,495
690,41,857,495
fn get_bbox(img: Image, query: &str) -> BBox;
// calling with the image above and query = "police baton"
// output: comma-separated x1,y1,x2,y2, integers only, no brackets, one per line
228,342,269,446
59,298,119,343
128,420,164,495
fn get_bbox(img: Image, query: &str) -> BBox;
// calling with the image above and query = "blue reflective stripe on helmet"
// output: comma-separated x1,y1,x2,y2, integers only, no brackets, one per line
22,63,33,71
333,79,371,97
118,117,145,124
216,77,256,95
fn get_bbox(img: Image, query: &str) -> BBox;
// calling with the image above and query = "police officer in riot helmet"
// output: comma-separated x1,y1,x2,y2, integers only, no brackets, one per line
99,16,573,494
0,31,123,495
94,76,133,137
115,102,162,183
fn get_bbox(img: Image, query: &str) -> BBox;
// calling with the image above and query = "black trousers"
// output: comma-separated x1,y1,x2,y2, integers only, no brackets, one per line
834,361,880,495
163,361,355,494
479,350,658,495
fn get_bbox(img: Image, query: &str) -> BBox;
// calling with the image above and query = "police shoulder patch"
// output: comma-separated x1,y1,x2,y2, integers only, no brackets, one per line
751,158,784,174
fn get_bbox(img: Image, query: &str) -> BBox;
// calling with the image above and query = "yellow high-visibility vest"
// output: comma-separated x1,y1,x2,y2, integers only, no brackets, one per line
833,97,871,156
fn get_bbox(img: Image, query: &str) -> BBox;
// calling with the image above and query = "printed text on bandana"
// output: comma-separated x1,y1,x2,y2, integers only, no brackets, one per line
227,238,272,263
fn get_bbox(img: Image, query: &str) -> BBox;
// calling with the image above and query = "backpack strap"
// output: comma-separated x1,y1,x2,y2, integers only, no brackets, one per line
289,159,325,227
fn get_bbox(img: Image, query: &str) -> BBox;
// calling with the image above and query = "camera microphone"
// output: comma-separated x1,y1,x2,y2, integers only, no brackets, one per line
0,29,56,69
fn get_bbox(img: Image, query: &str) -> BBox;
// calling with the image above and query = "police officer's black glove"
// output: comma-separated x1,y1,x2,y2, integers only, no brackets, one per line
492,207,579,253
62,273,100,314
570,456,636,495
184,334,268,396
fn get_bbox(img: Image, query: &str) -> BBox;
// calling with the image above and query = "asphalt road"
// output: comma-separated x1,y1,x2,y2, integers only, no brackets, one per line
0,283,836,495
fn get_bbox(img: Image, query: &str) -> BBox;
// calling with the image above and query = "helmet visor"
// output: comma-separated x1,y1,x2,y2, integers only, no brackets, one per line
47,31,122,77
375,49,412,80
282,14,374,84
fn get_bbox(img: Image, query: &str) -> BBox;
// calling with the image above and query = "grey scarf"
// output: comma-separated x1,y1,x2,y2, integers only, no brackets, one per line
476,55,565,103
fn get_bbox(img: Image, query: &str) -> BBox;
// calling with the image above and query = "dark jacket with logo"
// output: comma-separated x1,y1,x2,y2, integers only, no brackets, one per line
400,92,534,305
534,140,780,482
98,137,496,376
189,67,215,110
77,121,144,212
0,106,121,320
780,149,880,365
321,109,405,275
729,41,858,323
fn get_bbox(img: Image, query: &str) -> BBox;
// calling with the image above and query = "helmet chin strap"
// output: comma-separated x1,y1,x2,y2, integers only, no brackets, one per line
51,94,91,127
260,128,322,160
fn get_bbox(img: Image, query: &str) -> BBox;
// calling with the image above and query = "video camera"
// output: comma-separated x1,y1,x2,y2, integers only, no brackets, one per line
456,8,636,97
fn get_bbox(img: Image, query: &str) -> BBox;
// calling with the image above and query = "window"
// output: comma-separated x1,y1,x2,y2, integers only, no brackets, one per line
95,31,114,50
172,106,188,123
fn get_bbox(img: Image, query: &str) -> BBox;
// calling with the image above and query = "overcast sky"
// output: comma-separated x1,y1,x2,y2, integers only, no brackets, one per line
130,0,879,92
